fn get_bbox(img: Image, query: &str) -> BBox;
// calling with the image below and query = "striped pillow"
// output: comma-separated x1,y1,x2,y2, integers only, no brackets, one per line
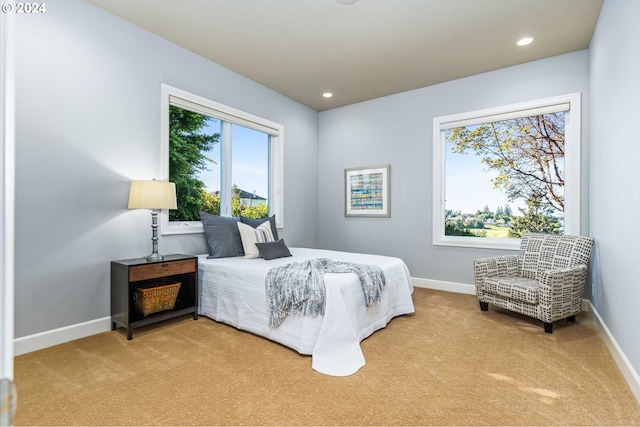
237,220,275,259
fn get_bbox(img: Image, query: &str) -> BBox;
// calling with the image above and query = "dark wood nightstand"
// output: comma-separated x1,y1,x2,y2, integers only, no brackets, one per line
110,254,198,340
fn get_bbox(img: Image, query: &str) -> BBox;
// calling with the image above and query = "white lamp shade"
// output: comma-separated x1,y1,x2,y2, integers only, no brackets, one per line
128,180,177,210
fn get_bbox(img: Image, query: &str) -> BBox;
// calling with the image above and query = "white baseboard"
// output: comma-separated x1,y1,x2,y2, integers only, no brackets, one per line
412,277,476,295
412,276,640,405
15,278,470,356
14,317,111,356
14,281,640,406
585,300,640,404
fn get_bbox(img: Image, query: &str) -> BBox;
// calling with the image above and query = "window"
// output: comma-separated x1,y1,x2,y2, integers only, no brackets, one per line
432,93,581,250
160,84,284,235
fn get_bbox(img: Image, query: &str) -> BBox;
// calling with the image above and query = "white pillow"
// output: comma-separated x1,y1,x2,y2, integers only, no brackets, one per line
237,220,275,258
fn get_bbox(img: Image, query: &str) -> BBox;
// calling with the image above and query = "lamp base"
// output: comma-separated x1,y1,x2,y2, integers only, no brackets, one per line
145,252,164,262
145,209,163,262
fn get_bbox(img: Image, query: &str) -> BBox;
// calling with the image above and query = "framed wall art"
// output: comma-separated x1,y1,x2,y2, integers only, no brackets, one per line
344,164,390,217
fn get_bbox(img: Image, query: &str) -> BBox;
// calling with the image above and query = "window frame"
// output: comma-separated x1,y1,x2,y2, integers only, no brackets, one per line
159,84,284,235
432,93,581,250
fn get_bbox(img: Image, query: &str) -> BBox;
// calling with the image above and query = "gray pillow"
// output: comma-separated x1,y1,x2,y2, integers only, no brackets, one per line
255,239,292,260
200,211,244,258
240,215,278,241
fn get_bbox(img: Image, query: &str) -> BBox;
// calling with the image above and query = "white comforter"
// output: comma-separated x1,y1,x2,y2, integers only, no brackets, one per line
197,248,415,376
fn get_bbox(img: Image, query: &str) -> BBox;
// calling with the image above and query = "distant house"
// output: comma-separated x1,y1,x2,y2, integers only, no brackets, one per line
213,189,267,207
238,189,267,206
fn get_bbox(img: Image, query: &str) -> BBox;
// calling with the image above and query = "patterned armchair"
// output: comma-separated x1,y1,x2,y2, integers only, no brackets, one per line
474,233,594,333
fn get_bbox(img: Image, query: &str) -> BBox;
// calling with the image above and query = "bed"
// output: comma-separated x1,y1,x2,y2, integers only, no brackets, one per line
197,247,415,376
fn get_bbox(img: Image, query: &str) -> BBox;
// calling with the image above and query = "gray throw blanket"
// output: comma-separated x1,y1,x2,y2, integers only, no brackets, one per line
265,258,386,327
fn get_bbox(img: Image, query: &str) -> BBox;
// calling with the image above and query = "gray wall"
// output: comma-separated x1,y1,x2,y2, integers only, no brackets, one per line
14,0,319,337
14,0,638,385
318,51,591,284
589,0,640,381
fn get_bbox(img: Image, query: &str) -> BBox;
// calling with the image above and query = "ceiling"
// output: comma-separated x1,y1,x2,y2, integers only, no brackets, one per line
86,0,603,112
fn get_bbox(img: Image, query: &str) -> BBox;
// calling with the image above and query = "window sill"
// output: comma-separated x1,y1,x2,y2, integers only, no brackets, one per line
433,236,520,251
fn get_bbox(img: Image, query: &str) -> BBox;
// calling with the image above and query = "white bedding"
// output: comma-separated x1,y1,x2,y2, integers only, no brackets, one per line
197,247,415,376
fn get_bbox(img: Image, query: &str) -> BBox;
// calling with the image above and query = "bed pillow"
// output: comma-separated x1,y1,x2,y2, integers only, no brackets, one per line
255,239,292,260
237,220,275,259
200,211,244,258
240,215,279,241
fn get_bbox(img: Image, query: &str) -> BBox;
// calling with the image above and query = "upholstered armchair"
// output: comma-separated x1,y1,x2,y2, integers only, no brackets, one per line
474,233,594,333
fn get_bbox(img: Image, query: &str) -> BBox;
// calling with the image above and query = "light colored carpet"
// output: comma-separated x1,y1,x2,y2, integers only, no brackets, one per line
13,288,640,426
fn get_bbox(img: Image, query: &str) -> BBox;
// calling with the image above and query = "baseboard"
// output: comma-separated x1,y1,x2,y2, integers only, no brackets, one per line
14,317,112,356
412,277,595,311
411,277,476,295
412,277,640,405
14,282,640,405
14,278,472,355
585,300,640,404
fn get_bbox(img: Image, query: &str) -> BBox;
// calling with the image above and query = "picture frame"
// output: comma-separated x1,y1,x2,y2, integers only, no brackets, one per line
344,164,390,217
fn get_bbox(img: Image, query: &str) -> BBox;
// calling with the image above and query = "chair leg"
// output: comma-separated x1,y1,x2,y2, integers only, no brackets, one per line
567,315,576,322
479,301,488,311
544,322,553,333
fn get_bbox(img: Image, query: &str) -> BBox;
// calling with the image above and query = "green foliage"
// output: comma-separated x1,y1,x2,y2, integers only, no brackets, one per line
465,218,485,229
235,202,269,219
169,106,219,221
230,184,268,218
200,191,220,216
447,113,565,213
169,107,270,223
445,198,561,240
199,191,269,219
508,199,562,238
446,209,461,217
475,212,492,221
445,223,477,237
471,229,488,237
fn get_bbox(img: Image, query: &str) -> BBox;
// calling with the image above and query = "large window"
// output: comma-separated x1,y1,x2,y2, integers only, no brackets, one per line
432,93,581,250
160,84,283,235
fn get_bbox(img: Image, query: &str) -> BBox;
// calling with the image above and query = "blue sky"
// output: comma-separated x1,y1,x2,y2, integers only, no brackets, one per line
196,119,269,199
444,113,567,217
197,118,522,214
195,116,546,216
445,143,525,215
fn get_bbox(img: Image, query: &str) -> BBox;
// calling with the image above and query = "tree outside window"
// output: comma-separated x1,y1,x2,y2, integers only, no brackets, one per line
432,93,581,250
169,105,270,222
445,112,565,239
159,85,284,236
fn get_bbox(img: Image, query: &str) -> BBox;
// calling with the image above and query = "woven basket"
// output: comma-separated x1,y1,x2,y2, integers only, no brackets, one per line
133,282,181,316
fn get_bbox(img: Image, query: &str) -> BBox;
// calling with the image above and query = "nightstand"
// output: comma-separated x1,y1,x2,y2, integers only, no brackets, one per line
111,254,198,340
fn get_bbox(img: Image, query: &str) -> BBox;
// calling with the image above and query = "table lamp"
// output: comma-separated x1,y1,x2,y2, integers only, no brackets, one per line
128,180,177,261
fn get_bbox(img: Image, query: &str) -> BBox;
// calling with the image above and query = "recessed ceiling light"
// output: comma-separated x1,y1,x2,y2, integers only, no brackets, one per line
322,92,333,98
517,37,534,47
336,0,359,4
